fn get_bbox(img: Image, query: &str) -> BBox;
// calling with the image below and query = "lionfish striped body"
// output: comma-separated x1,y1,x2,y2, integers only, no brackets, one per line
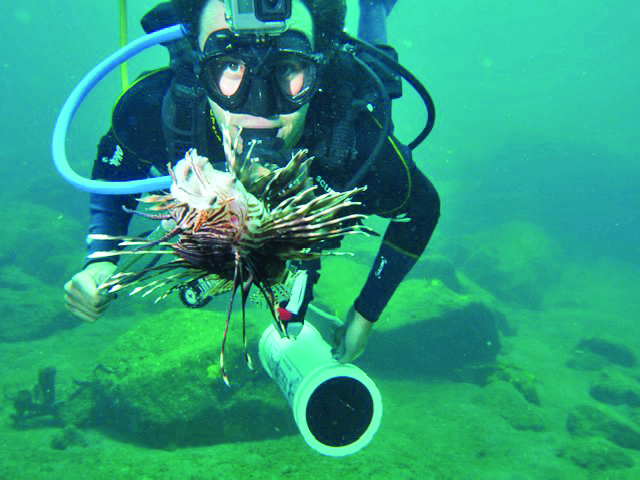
93,139,370,384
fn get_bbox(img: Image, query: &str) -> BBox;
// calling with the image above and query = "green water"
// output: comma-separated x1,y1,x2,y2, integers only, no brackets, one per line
0,0,639,478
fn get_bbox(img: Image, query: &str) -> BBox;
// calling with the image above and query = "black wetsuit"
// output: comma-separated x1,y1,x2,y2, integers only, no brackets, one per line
88,68,440,322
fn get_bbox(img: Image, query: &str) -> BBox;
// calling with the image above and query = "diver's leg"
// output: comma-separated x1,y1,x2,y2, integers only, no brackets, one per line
358,0,398,44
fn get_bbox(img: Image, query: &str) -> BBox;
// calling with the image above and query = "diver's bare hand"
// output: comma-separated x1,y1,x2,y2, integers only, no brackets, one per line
64,262,116,323
332,307,374,364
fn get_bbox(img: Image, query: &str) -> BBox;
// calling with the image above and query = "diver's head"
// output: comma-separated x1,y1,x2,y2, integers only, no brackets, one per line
172,0,346,151
172,0,346,54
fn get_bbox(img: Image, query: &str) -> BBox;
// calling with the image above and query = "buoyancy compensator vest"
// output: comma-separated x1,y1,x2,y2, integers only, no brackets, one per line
141,2,210,164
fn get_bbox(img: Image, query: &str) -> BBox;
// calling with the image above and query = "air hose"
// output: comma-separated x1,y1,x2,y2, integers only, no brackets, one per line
51,25,185,194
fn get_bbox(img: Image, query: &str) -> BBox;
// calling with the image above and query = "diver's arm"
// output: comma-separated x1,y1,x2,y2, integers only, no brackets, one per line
326,107,440,361
67,69,171,322
354,163,440,322
65,130,147,322
85,129,148,266
86,192,137,266
348,111,441,323
335,166,438,361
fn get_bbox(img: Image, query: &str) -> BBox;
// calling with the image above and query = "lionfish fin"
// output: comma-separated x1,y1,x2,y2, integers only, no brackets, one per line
219,251,243,386
239,270,254,372
220,352,230,387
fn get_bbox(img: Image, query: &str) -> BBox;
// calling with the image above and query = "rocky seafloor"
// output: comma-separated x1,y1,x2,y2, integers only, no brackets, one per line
1,206,639,479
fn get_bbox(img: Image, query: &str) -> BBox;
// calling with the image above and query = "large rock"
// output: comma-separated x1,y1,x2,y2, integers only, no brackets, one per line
77,306,296,447
448,221,559,307
0,201,83,286
567,337,637,372
0,200,85,341
0,266,78,342
314,255,503,380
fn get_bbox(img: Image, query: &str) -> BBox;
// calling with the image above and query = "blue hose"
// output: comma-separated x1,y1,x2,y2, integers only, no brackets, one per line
52,24,186,195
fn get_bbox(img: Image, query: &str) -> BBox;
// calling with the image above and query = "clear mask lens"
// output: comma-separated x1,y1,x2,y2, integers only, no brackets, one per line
199,31,323,115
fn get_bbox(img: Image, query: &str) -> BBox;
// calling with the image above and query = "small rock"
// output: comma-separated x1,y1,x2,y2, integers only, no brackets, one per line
280,464,297,475
567,404,640,450
490,362,541,405
557,437,634,470
589,370,640,407
50,424,88,450
575,338,636,368
566,349,609,371
474,380,546,431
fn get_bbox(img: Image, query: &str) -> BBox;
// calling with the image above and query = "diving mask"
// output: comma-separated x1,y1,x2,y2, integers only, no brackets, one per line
198,30,324,117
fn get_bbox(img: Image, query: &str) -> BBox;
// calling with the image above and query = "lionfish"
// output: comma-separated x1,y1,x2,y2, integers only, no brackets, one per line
90,129,371,384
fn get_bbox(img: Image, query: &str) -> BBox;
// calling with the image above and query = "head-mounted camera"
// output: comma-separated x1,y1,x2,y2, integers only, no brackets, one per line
225,0,293,34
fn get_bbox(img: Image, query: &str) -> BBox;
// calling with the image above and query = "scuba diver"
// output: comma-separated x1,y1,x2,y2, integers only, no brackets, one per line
63,0,440,364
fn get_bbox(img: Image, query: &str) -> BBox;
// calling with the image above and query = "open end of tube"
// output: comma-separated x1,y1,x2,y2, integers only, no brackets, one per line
305,376,374,447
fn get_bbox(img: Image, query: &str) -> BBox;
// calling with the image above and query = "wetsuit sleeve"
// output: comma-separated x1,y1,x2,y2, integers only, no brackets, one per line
353,125,441,322
85,130,148,266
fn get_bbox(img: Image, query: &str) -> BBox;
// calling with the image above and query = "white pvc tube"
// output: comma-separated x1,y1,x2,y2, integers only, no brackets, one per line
259,323,382,456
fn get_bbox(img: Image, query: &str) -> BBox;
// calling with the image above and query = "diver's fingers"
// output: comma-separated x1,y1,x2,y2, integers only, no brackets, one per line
92,290,115,309
66,271,110,307
64,263,117,323
63,278,96,308
64,296,101,323
330,325,347,359
64,280,112,321
64,276,94,306
337,349,357,364
335,313,371,364
65,290,111,314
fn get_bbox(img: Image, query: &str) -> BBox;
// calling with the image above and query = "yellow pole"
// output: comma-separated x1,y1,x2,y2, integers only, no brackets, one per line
119,0,129,92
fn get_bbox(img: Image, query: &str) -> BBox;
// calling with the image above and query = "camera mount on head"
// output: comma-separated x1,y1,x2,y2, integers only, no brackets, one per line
225,0,293,34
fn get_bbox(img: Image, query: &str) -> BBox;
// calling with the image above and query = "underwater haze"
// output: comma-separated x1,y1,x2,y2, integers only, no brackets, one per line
387,0,640,263
1,0,639,478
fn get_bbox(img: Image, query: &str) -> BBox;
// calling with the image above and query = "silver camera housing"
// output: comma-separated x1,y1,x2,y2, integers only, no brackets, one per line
224,0,293,34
